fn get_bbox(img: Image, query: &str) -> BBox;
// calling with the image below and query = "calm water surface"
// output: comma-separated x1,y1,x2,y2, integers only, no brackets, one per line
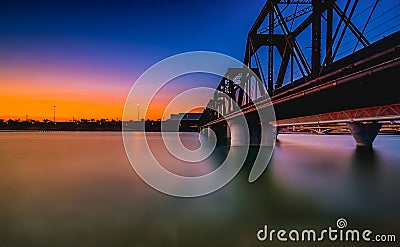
0,132,399,246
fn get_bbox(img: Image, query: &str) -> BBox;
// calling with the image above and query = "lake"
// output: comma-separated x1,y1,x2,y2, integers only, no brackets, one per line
0,132,399,246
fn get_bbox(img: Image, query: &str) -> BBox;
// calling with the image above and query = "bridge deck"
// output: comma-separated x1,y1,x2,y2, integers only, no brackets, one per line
201,31,400,127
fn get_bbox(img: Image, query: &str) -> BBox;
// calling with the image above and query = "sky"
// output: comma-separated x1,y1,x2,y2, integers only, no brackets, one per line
0,0,265,121
0,0,399,121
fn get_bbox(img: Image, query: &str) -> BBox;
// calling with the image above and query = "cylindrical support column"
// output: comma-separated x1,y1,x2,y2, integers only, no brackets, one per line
200,126,218,147
276,126,280,138
199,127,207,144
200,127,210,137
229,120,249,147
206,127,211,138
226,123,231,141
260,123,276,147
347,122,382,147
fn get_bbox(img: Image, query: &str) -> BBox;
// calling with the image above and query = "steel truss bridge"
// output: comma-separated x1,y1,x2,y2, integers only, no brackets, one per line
199,0,400,147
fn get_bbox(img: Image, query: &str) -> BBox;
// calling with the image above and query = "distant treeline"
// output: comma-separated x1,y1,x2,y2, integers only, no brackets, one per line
0,119,199,132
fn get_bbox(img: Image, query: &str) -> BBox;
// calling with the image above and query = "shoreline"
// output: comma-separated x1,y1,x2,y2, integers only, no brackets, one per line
1,129,399,135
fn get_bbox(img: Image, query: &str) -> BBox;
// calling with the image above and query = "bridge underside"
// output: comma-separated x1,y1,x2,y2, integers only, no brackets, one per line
275,103,400,126
272,61,400,121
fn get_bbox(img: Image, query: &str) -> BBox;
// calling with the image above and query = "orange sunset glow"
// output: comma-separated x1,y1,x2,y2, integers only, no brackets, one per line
0,64,211,121
0,66,127,121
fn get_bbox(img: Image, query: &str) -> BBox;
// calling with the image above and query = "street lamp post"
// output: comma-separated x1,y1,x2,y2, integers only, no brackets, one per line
53,105,56,123
137,104,140,121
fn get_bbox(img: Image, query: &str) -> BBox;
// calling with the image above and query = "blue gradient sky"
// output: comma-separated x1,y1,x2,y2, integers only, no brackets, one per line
0,0,265,120
0,0,398,120
0,0,265,78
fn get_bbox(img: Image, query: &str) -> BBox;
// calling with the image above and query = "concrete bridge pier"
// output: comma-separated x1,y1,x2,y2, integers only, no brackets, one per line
200,126,211,141
199,126,207,136
228,117,276,147
260,123,276,146
228,119,249,147
347,122,382,148
202,117,277,147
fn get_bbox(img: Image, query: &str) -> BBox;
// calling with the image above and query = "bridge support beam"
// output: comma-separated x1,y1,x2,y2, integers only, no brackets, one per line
228,118,276,147
347,122,382,148
200,126,211,139
229,120,249,147
260,123,276,146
